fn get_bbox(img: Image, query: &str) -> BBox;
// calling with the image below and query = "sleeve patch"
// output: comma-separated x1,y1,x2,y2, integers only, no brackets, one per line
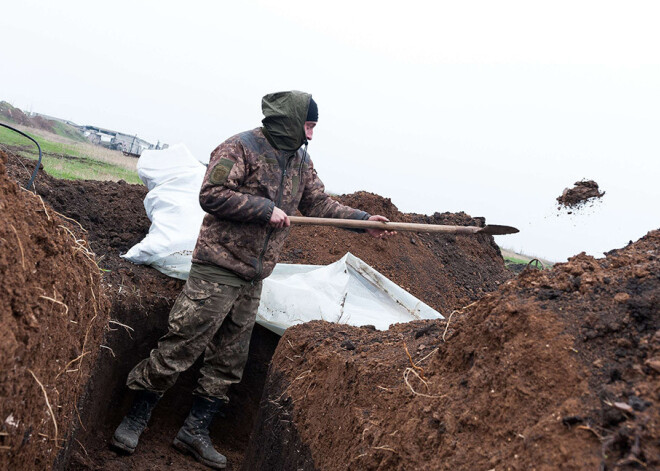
209,158,234,185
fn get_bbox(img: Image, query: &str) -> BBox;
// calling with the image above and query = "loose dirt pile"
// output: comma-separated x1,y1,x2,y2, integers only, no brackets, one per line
0,151,110,470
3,151,512,470
557,180,605,209
1,102,57,133
247,229,660,470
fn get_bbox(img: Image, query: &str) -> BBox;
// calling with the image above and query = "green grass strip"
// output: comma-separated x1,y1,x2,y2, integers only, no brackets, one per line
1,126,141,184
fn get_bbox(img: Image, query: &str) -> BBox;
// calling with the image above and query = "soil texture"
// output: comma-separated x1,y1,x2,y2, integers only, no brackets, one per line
557,180,605,209
0,150,110,470
3,151,512,470
247,229,660,470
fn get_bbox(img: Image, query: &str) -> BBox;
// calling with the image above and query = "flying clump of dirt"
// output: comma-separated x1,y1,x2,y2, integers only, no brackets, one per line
556,180,605,210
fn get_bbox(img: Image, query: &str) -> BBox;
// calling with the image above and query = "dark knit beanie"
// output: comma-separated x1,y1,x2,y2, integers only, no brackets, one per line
306,98,318,122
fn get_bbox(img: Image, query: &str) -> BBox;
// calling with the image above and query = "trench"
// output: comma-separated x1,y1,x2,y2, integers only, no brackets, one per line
62,296,280,471
3,152,516,470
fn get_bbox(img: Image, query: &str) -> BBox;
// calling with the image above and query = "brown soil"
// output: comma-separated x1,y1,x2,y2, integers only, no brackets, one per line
0,151,110,470
246,230,660,470
282,192,510,314
1,102,57,133
557,180,605,209
3,151,512,470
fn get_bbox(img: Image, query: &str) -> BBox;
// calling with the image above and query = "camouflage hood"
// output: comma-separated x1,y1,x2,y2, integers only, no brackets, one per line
261,91,312,152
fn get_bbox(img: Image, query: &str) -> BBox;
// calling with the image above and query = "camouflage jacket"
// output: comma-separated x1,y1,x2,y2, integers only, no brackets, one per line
192,127,370,281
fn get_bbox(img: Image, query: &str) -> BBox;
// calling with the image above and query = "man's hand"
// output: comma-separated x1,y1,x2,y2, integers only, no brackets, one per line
366,215,396,239
269,206,290,228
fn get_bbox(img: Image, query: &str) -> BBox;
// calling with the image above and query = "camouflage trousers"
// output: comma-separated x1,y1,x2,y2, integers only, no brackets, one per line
126,276,262,401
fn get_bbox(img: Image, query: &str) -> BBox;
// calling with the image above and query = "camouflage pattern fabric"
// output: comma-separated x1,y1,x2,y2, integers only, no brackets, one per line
192,127,370,281
126,276,262,400
127,91,370,403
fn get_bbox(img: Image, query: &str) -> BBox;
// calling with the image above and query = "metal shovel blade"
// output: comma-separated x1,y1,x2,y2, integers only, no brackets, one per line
479,225,520,235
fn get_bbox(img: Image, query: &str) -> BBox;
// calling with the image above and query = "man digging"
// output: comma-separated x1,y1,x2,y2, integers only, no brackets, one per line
110,91,393,469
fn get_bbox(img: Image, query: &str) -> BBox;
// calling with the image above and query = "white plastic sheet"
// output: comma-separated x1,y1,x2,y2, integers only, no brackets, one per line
121,144,206,278
257,253,442,335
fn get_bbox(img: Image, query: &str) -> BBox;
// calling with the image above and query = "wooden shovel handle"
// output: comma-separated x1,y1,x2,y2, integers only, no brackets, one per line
288,216,481,234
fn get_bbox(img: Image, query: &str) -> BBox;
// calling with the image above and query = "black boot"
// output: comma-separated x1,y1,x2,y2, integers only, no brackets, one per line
110,389,161,454
173,395,227,469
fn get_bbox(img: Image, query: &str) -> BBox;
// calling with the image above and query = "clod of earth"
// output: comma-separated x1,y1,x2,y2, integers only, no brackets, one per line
556,179,605,209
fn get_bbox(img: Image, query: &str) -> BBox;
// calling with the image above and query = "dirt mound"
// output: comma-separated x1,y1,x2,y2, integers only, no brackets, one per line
0,151,110,470
3,151,513,470
246,229,660,470
557,180,605,209
0,102,57,133
7,154,512,317
281,191,510,314
0,102,32,126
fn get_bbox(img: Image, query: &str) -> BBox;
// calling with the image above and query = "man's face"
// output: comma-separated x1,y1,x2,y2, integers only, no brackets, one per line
304,121,316,141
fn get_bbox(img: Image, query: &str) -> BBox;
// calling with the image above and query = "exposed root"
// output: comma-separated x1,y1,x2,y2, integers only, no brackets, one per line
56,352,90,379
75,402,87,432
108,319,134,338
100,345,116,357
418,347,439,364
58,224,99,269
442,310,457,342
273,369,313,403
89,274,98,302
403,367,444,398
79,313,98,376
403,341,426,380
75,438,90,460
577,425,603,440
39,295,69,316
442,301,476,341
51,209,87,233
373,446,397,453
9,224,25,269
28,369,58,443
21,187,52,221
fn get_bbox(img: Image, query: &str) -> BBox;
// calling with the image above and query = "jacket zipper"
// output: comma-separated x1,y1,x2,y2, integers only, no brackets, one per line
255,153,294,278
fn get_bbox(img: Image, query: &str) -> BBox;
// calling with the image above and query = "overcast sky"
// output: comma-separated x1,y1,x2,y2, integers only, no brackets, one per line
2,0,659,261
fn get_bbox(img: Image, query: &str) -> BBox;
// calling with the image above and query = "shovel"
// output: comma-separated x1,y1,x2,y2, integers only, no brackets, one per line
288,216,519,235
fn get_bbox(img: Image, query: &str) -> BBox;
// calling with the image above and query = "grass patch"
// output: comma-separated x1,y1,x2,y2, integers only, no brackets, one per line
0,125,88,158
500,247,553,272
0,123,141,184
17,150,142,183
503,255,529,266
50,121,88,143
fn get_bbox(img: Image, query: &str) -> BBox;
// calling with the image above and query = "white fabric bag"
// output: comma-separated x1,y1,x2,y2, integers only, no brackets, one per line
121,144,206,278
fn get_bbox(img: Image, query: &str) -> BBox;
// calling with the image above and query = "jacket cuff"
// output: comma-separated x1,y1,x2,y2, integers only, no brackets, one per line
347,211,371,233
262,200,276,224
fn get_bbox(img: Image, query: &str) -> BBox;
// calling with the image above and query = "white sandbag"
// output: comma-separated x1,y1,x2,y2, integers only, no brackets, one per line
257,253,442,335
121,144,206,278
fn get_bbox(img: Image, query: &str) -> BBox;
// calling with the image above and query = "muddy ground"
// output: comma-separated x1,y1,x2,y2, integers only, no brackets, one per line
0,151,109,470
557,180,605,210
3,151,512,470
248,230,660,470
